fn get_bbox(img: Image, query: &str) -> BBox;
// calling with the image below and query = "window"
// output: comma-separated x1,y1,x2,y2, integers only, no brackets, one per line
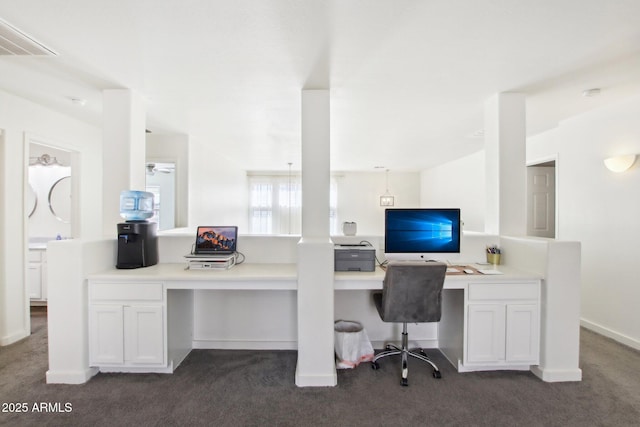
248,174,337,234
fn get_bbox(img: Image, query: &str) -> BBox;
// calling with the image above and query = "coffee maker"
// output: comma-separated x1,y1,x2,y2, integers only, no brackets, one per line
116,191,159,269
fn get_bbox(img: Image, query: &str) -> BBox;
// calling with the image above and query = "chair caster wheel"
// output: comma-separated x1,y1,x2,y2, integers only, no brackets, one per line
401,378,408,386
385,344,392,350
433,370,442,379
371,362,380,370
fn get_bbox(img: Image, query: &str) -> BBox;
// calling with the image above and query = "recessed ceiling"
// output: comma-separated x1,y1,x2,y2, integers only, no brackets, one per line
1,0,640,171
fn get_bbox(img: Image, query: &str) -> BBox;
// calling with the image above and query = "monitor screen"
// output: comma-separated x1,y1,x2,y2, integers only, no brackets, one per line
194,226,238,254
384,208,461,259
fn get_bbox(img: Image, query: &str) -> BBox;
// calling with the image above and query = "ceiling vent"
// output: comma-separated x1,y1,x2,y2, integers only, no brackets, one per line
0,18,56,56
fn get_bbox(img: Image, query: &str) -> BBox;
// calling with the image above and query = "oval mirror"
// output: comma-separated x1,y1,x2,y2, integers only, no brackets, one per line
48,176,71,223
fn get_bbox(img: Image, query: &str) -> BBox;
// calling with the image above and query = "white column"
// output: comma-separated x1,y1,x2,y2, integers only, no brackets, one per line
531,240,583,382
295,90,336,387
0,129,30,345
102,89,146,236
484,93,527,236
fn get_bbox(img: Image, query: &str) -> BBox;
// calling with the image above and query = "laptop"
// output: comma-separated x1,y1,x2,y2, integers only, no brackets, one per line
188,226,238,257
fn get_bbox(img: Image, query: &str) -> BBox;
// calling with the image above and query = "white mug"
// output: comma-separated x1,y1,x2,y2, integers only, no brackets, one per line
342,222,357,236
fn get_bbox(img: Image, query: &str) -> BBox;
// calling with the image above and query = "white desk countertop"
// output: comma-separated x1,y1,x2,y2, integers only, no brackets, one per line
89,263,540,291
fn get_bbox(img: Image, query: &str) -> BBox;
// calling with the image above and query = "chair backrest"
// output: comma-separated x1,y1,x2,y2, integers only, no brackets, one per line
380,261,447,323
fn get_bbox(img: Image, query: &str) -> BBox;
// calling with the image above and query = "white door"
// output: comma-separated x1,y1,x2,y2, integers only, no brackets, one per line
466,304,506,363
124,305,164,365
527,166,556,238
28,263,42,299
89,305,124,365
505,304,539,363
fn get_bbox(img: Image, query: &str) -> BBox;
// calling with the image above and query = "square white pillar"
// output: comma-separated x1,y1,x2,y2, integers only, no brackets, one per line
102,89,146,236
484,93,527,236
296,90,336,387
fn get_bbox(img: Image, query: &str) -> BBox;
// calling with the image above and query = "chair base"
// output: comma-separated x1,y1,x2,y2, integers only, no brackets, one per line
371,323,441,386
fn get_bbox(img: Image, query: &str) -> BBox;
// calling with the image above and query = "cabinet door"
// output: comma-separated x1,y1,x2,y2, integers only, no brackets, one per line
89,305,124,365
124,305,164,365
506,304,539,363
41,257,48,300
467,304,505,363
28,263,42,299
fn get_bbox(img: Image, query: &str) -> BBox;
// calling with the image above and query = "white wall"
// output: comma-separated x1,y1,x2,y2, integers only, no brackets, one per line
335,171,420,236
188,136,249,232
0,89,102,345
528,93,640,350
420,150,485,232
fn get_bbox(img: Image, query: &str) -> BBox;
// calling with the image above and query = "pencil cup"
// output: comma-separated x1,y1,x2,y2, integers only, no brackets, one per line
486,253,501,265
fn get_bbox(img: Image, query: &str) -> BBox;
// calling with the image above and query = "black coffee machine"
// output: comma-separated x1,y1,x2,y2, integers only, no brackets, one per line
116,190,159,269
116,221,159,269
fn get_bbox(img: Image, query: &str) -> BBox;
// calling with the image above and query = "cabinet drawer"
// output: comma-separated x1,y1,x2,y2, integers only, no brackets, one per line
90,282,164,302
468,283,538,301
28,250,43,262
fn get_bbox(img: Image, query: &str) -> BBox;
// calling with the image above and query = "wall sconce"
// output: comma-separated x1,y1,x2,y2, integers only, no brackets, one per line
604,154,636,173
379,169,394,206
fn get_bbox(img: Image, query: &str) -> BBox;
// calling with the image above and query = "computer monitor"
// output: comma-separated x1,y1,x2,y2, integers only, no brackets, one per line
384,208,461,261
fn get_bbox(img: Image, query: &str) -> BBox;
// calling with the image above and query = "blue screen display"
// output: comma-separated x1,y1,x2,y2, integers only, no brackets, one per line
385,209,461,253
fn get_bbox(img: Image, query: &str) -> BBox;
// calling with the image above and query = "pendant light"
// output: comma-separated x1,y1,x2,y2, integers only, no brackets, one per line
379,169,394,206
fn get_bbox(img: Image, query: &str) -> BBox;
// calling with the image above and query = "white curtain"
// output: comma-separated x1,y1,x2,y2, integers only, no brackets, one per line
248,174,337,235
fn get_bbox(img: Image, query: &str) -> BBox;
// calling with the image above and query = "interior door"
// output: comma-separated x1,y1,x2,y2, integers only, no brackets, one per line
527,166,556,238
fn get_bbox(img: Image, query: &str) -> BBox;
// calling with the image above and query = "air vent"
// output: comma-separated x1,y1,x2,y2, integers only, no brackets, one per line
0,18,56,56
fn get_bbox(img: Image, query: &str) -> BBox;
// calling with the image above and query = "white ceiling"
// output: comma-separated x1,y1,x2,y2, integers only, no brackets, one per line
1,0,640,171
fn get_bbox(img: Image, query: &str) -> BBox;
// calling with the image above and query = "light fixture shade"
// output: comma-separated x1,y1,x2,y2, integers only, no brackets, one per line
379,168,394,206
604,154,636,172
380,195,394,206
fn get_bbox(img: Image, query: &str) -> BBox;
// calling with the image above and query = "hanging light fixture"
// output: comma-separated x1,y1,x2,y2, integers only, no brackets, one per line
379,169,394,206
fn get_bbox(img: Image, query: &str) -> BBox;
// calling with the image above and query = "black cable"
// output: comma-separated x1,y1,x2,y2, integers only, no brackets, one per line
354,239,387,267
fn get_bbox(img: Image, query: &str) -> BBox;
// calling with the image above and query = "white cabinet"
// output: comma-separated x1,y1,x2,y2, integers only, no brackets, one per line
89,304,124,364
464,282,540,370
467,304,506,363
28,250,47,303
88,282,166,370
124,305,164,364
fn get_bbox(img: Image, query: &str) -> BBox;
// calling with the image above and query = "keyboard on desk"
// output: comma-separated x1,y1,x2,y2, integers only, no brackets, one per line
379,264,479,275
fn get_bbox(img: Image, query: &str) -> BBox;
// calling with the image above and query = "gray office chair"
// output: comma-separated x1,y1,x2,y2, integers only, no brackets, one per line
371,261,447,386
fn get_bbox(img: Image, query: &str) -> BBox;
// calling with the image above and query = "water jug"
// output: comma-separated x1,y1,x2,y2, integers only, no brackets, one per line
119,190,154,221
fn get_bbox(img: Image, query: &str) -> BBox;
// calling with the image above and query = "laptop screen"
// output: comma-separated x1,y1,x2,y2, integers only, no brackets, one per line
194,226,238,254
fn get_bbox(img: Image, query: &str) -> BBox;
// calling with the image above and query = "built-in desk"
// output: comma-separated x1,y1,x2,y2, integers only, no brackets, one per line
88,263,541,376
336,265,542,373
90,262,298,289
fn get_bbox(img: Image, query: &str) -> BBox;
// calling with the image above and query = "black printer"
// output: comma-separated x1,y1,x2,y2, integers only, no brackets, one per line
334,244,376,272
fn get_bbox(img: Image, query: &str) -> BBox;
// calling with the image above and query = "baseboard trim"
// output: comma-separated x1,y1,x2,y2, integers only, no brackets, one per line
192,340,297,350
295,366,337,387
531,366,582,383
581,319,640,351
46,367,98,384
0,329,29,346
98,365,174,374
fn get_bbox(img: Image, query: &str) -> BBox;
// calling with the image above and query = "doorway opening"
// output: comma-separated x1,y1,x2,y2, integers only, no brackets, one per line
27,143,74,306
526,159,557,239
145,161,176,231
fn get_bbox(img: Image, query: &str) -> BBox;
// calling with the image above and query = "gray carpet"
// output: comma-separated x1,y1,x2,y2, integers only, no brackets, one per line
1,307,639,426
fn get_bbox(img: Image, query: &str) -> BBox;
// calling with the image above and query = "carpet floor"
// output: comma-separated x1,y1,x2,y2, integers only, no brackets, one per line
0,308,639,426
